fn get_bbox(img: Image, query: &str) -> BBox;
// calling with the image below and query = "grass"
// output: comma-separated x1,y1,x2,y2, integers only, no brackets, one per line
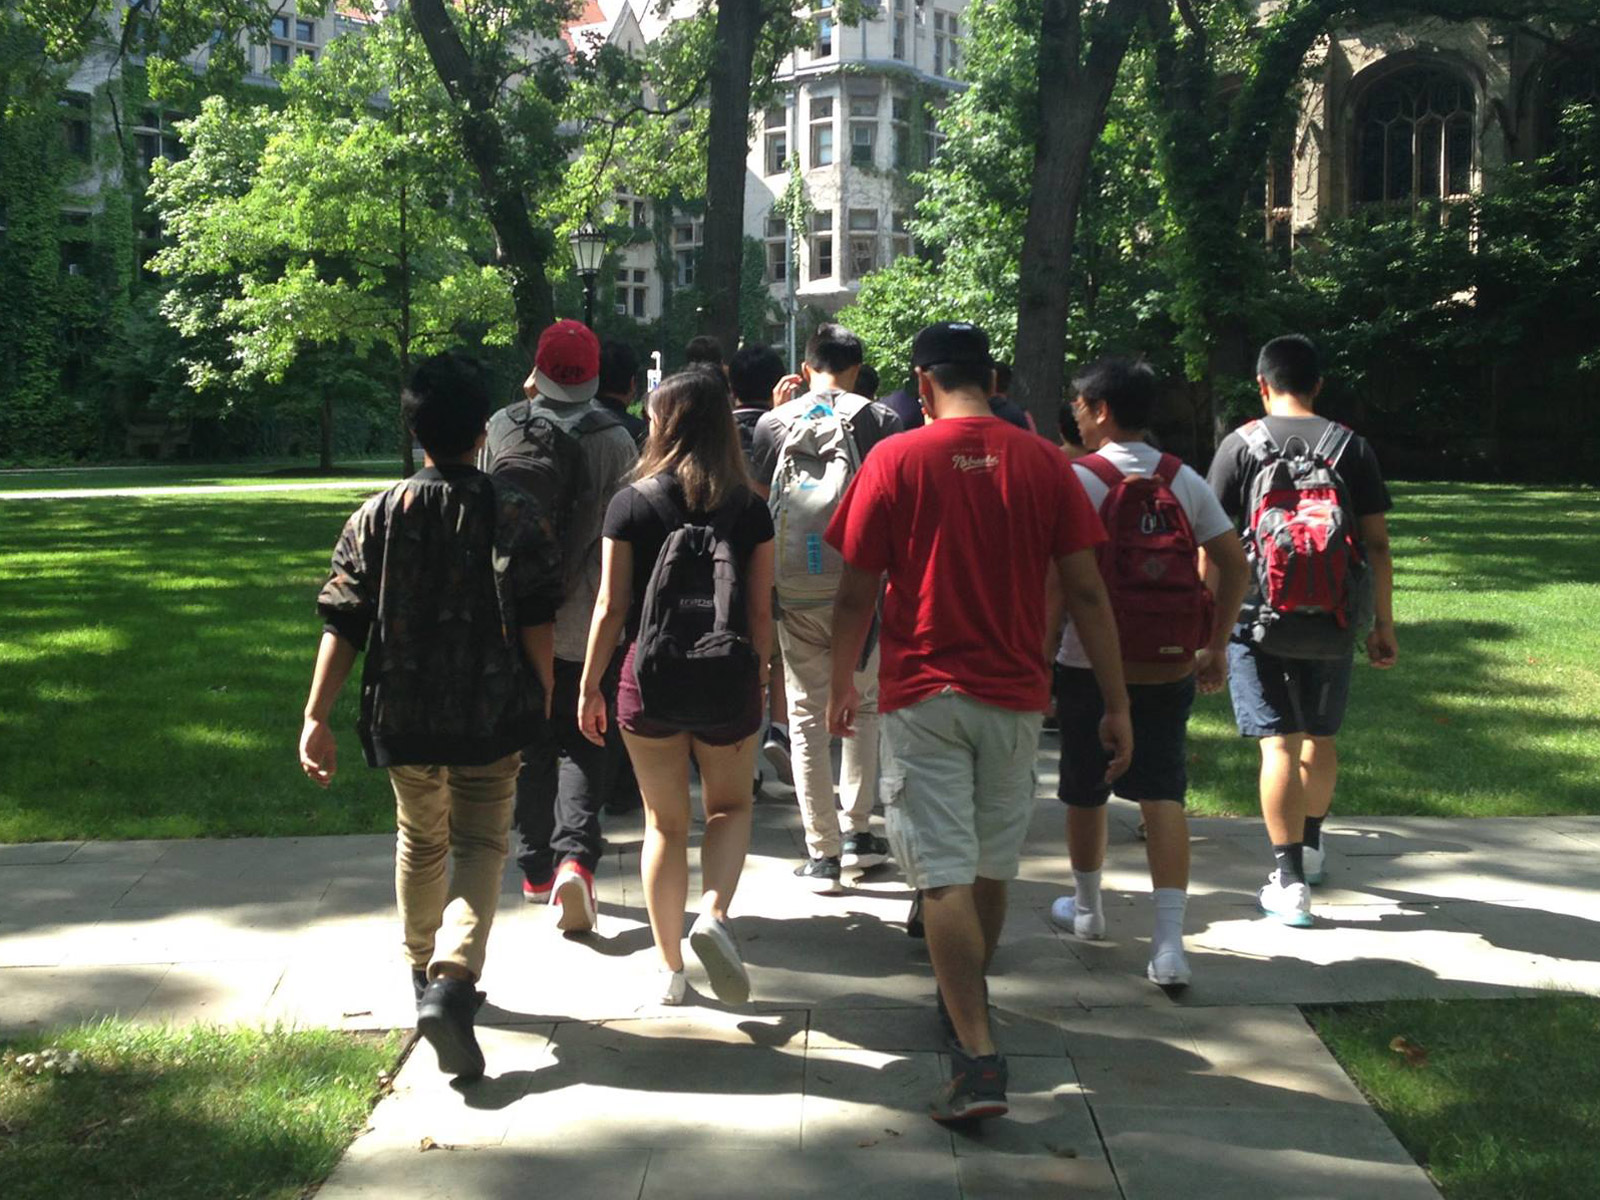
0,481,1596,841
0,489,397,841
0,1021,405,1200
1308,997,1600,1200
0,459,402,493
1185,482,1600,818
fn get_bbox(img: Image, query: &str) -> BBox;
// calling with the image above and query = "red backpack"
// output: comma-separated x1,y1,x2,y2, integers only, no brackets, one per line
1078,453,1215,665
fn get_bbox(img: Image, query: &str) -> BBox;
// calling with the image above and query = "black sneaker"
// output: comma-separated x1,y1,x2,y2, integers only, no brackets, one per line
794,855,843,895
415,977,486,1082
930,1044,1009,1124
413,968,486,1013
906,889,925,939
841,831,889,869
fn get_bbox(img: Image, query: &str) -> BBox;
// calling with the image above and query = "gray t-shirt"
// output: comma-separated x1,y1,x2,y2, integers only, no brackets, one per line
485,396,640,662
749,389,904,491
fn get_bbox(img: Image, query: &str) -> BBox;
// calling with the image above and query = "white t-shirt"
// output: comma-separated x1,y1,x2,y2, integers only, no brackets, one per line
1057,441,1233,669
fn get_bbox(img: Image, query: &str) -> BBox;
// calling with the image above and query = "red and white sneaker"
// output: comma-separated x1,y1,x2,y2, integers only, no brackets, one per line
552,862,597,933
522,876,553,904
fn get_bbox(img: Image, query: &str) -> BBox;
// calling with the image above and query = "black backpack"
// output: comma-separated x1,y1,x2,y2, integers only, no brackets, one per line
482,400,620,587
631,476,759,732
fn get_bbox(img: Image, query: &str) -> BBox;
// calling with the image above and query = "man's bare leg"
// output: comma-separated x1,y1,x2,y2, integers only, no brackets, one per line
923,883,994,1056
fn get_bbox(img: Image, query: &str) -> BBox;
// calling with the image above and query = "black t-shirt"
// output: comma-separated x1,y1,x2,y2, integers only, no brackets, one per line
1207,415,1393,524
602,474,774,640
732,406,767,479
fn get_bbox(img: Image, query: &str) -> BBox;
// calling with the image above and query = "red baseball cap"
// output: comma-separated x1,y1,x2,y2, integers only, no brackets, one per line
531,319,600,404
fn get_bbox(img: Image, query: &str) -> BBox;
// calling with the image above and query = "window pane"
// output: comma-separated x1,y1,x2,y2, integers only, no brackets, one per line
810,210,833,233
1384,121,1413,203
848,209,878,231
849,96,877,117
270,16,288,38
270,43,290,65
1417,119,1442,199
296,19,315,42
812,98,833,120
1357,125,1385,204
1445,116,1471,195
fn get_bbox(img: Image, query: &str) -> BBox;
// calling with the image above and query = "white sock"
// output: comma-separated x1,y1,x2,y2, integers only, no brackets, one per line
1072,869,1102,914
1152,888,1188,956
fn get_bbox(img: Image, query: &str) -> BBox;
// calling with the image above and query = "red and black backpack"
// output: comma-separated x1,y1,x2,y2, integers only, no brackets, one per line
1077,452,1214,666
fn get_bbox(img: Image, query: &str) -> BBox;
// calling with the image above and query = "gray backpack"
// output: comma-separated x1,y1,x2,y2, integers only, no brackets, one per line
768,391,869,609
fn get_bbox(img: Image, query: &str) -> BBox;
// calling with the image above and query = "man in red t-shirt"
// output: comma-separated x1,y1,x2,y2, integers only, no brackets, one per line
825,322,1132,1124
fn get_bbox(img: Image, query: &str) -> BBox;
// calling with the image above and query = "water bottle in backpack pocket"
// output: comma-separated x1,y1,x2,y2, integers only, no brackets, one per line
630,477,760,731
768,394,865,609
1239,421,1373,660
1077,453,1214,665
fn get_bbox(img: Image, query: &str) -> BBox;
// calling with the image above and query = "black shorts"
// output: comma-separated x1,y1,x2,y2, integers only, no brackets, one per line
1054,666,1196,807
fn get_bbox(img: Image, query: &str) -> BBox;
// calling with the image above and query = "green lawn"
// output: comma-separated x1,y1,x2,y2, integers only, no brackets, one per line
0,482,1596,842
1308,997,1600,1200
1186,482,1600,818
0,1022,404,1200
0,489,397,841
0,459,402,493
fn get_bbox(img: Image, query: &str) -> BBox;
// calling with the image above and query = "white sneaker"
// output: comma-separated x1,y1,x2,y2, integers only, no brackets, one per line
1257,871,1314,927
656,967,687,1006
1303,843,1327,886
1050,896,1106,940
1147,945,1192,988
688,912,751,1005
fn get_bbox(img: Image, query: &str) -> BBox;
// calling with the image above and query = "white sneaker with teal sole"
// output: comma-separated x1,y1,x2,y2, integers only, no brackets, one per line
1050,896,1106,940
1303,843,1327,885
1257,871,1313,927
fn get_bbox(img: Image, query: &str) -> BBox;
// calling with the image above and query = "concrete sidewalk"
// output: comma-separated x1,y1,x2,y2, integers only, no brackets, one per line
4,746,1598,1199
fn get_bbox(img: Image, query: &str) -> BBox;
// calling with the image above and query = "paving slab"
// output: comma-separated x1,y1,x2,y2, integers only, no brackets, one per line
11,805,1595,1197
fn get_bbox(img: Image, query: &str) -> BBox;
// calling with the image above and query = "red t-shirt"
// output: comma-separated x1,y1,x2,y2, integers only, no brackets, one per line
826,416,1105,714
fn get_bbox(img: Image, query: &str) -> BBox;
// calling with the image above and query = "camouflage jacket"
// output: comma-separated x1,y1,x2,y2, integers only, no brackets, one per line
317,464,564,768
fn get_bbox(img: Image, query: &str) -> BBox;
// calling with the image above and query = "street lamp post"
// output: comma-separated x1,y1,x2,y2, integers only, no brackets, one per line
568,219,606,327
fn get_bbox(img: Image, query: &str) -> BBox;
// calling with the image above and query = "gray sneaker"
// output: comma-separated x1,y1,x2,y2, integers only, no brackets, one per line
688,912,751,1005
930,1044,1008,1124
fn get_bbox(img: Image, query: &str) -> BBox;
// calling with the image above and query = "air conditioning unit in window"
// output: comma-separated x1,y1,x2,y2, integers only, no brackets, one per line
67,263,85,276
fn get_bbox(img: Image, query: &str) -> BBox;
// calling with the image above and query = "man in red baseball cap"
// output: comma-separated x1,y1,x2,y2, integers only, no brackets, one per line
528,319,602,405
482,319,640,934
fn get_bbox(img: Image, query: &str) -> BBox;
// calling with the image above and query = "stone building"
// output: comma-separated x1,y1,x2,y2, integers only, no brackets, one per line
1259,18,1599,254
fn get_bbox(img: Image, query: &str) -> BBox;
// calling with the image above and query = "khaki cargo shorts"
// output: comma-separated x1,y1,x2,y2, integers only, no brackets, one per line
880,688,1043,890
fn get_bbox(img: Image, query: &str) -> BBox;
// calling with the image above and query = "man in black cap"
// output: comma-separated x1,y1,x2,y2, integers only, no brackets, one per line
824,321,1132,1125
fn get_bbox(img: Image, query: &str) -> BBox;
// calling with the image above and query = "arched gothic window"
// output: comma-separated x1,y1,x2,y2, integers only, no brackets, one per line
1543,58,1599,153
1356,69,1475,209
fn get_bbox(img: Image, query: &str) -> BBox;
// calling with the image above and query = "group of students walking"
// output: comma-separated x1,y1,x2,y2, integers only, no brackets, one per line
297,317,1396,1125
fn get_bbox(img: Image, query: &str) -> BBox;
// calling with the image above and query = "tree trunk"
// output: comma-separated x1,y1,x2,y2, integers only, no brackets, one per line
408,0,555,364
1009,0,1143,430
699,0,764,356
319,393,334,471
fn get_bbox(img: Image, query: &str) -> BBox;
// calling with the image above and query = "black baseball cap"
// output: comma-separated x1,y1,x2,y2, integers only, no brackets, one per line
911,321,992,369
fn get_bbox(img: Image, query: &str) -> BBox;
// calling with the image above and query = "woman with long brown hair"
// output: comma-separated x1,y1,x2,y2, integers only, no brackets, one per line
578,365,775,1006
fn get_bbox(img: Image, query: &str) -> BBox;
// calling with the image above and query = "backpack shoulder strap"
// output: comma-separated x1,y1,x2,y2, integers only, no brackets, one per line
575,407,622,437
1238,419,1278,462
1152,453,1183,487
1075,453,1124,491
1312,422,1354,469
638,475,683,535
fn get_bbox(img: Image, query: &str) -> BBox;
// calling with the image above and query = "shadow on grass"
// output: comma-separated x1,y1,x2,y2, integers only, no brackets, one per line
0,1025,398,1200
1186,615,1600,818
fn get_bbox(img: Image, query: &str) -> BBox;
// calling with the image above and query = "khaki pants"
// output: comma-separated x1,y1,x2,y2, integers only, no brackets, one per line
778,606,880,859
388,752,520,981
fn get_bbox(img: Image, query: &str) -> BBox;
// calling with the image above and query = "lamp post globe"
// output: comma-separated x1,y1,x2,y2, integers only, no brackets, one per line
568,219,606,328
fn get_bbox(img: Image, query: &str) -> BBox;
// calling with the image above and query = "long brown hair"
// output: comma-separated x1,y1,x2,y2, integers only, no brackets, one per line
633,365,750,510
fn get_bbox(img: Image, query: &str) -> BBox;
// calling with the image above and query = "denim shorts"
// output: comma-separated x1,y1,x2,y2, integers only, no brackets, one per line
1054,666,1196,806
880,689,1043,890
1226,641,1353,738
